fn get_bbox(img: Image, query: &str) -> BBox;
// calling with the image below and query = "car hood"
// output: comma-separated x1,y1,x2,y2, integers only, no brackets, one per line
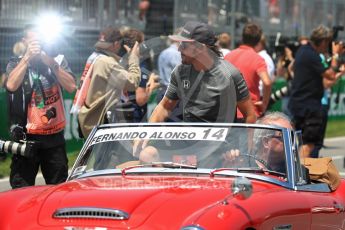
5,175,288,229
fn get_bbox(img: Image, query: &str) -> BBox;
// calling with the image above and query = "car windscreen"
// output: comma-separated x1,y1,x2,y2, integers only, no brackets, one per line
75,125,287,177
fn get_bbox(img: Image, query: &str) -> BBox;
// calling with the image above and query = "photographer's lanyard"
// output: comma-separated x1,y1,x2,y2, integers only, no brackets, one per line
30,71,45,109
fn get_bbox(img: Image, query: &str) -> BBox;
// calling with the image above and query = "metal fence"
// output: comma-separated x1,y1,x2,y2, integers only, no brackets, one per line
0,28,99,75
0,0,143,30
0,0,144,75
1,0,344,75
174,0,345,49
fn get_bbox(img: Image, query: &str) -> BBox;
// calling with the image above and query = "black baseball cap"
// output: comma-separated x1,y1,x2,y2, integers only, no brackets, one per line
169,21,216,46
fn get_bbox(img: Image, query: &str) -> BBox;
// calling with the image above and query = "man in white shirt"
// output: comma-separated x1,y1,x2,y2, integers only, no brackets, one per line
255,34,275,97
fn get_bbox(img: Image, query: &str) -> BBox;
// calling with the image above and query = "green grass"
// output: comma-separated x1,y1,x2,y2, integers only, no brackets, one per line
0,119,344,178
0,150,79,179
0,156,12,179
325,119,345,138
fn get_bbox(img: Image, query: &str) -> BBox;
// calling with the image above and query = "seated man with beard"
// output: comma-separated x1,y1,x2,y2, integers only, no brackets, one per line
223,112,292,174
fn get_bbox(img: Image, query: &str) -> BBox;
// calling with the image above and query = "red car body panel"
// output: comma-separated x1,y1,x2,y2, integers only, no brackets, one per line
2,175,344,229
1,124,345,230
306,183,345,229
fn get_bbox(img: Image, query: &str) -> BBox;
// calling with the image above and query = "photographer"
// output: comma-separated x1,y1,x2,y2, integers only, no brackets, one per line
288,25,345,157
5,25,76,189
269,36,309,114
311,42,345,158
274,46,295,116
121,28,160,122
77,26,141,138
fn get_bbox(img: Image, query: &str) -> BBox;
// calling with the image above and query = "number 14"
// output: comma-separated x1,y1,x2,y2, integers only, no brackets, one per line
202,128,225,140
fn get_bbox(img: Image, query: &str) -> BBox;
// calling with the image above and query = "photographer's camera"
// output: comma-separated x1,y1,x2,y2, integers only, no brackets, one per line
41,107,57,124
39,41,59,57
0,125,37,159
0,139,36,158
269,86,289,107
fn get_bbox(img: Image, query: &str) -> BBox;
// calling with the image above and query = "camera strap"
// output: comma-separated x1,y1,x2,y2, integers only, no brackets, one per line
7,59,32,129
30,72,45,109
70,52,103,114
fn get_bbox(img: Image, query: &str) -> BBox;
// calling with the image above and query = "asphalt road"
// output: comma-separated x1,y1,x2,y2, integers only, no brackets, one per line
318,137,345,177
0,137,344,192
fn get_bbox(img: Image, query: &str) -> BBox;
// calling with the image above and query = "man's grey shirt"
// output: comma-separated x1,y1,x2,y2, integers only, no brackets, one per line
165,59,249,122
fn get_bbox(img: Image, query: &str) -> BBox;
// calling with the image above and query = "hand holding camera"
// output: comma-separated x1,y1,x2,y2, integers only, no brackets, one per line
332,41,343,57
23,38,41,62
23,37,58,69
146,73,160,94
124,41,140,57
40,50,59,70
331,41,345,75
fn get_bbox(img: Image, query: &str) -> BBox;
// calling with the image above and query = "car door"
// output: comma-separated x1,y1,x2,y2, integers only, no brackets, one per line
305,192,344,230
293,131,345,229
258,190,311,230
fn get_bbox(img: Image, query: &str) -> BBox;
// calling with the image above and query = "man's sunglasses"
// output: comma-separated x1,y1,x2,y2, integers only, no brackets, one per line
270,135,283,142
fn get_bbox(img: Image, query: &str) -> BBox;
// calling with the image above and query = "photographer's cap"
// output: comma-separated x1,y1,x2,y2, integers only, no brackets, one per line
95,27,122,49
169,21,217,46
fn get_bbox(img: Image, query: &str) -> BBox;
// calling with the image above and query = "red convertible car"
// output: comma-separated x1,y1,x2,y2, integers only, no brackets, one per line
0,123,344,230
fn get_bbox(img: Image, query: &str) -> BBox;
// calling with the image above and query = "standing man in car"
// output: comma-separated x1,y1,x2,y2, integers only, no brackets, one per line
149,21,256,124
